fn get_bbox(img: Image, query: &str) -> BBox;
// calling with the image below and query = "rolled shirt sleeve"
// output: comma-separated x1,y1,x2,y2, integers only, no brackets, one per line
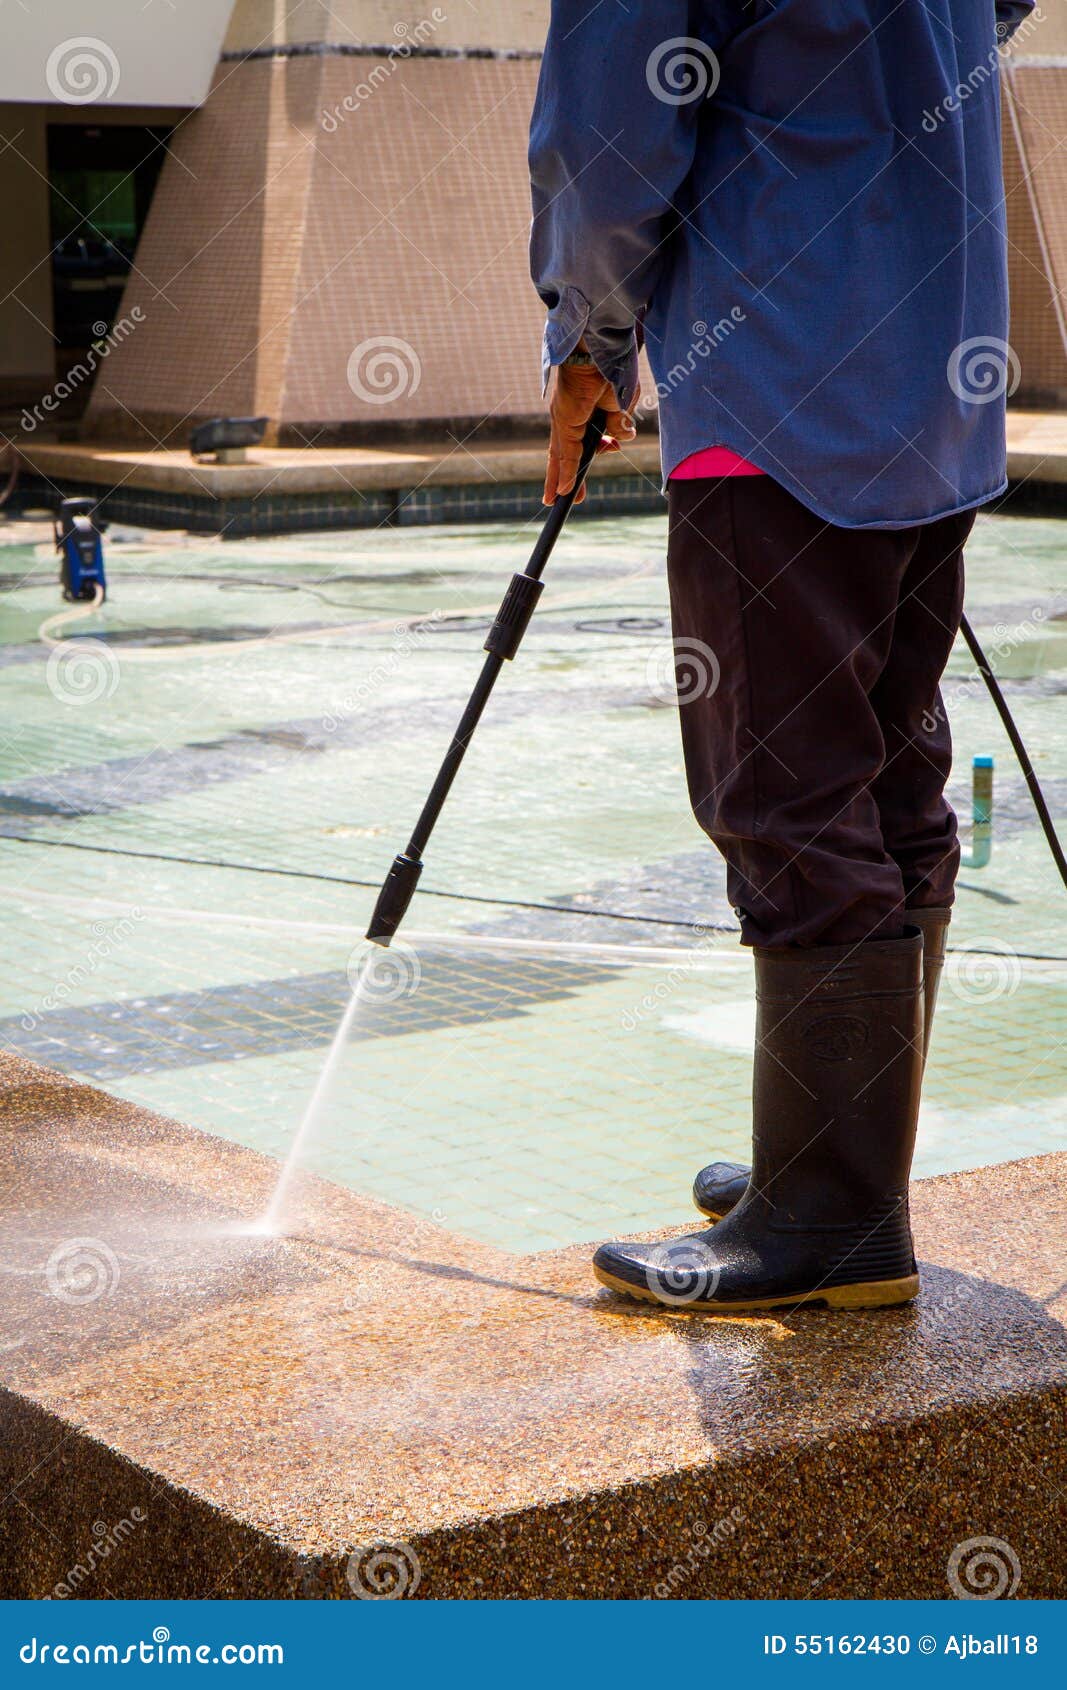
529,1,716,411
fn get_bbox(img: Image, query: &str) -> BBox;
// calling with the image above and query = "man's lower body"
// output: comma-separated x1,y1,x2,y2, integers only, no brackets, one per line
593,476,973,1312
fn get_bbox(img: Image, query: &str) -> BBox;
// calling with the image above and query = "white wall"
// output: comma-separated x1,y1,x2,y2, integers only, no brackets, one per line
0,1,236,106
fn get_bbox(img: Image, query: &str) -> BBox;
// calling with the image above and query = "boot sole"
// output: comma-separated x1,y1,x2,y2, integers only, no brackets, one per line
593,1264,920,1313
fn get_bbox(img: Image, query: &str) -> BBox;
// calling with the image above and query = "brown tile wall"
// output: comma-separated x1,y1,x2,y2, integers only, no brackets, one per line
281,54,545,432
85,53,548,443
85,56,325,443
1004,64,1067,407
85,53,1067,443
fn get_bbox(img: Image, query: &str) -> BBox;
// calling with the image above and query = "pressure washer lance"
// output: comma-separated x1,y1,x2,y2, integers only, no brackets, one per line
365,409,1067,943
366,408,609,946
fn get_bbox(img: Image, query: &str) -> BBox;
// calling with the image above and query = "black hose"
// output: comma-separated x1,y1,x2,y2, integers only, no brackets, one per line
959,612,1067,893
9,485,1066,916
6,830,1067,955
0,829,730,932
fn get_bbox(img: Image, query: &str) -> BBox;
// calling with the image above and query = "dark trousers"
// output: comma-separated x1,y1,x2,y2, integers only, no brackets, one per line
667,476,974,948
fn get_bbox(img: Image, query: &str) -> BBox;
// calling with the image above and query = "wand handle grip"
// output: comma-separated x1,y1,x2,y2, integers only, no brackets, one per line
525,407,607,582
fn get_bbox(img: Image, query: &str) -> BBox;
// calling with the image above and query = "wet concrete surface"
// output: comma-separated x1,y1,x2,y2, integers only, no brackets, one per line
0,1050,1063,1598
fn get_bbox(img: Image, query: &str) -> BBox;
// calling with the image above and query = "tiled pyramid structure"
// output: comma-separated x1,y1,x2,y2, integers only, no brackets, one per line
84,3,549,444
85,1,1067,443
1003,11,1067,405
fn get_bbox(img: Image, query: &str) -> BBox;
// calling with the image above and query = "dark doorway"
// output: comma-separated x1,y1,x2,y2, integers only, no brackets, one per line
47,124,170,397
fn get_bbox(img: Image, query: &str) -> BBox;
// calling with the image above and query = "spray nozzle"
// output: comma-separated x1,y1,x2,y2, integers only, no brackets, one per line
365,851,423,945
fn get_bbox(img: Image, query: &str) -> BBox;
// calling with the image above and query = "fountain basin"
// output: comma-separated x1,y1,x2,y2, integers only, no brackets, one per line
0,1050,1064,1600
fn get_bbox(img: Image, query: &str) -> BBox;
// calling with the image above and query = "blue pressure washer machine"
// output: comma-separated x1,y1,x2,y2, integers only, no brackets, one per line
54,497,107,603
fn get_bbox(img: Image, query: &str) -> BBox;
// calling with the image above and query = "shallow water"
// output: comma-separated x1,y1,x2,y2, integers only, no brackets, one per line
0,510,1064,1249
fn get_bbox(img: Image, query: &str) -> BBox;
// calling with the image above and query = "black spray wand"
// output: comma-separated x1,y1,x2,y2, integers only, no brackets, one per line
366,408,608,945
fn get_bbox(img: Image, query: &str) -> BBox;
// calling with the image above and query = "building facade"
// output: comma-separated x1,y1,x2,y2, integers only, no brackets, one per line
1,1,1065,444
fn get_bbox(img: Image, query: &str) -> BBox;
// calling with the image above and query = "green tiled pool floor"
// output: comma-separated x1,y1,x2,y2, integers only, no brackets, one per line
0,508,1064,1250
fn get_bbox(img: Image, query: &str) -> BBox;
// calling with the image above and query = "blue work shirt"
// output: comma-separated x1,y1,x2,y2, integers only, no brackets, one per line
530,1,1036,528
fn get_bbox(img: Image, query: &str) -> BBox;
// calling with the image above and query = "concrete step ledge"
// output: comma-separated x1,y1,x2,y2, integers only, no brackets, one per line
12,412,1067,537
15,437,661,499
16,412,1067,498
0,1051,1063,1599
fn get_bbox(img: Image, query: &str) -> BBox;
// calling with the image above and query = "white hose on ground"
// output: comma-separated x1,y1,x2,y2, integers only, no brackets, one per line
34,561,658,663
0,881,735,964
37,581,105,648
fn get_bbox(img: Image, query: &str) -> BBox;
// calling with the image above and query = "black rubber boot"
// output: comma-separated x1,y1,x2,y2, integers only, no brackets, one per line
593,929,924,1313
912,905,950,1059
691,907,949,1220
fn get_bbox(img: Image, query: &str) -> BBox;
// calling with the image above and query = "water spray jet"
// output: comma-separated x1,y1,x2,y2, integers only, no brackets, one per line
261,411,609,1235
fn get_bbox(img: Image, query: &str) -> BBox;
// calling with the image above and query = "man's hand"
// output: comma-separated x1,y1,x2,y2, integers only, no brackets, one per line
544,356,638,506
